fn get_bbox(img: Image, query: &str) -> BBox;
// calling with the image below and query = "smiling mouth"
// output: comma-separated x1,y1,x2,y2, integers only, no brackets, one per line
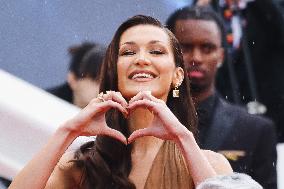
129,71,157,81
131,73,154,79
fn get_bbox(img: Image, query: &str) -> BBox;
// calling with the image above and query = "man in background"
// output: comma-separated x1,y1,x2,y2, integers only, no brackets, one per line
194,0,284,142
167,6,277,188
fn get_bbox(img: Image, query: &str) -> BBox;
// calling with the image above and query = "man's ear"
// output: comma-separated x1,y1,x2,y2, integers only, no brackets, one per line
173,67,184,87
67,72,77,90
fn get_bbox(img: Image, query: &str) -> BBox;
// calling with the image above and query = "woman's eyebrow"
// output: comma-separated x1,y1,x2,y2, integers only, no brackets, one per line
120,41,136,46
149,40,164,45
120,40,165,46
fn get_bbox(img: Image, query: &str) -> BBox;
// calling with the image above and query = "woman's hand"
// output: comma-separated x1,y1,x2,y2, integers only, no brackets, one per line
127,91,221,186
64,91,128,144
127,91,189,143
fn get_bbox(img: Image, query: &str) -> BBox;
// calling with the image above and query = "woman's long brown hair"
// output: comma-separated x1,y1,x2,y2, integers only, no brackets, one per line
74,15,197,189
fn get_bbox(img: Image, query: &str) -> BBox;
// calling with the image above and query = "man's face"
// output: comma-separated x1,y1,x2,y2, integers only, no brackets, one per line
174,19,224,93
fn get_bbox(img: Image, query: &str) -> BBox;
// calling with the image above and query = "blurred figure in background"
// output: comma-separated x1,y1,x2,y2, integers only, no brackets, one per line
0,177,10,189
167,6,277,188
194,0,284,142
47,42,106,108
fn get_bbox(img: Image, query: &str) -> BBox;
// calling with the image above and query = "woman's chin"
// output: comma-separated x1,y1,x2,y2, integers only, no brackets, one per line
121,88,167,101
122,90,152,100
121,87,149,95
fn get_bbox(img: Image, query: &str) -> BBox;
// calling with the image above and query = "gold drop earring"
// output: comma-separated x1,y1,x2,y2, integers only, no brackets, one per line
173,81,181,98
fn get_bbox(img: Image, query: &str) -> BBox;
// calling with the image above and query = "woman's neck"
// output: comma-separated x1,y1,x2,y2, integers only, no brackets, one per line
128,107,163,155
128,107,153,132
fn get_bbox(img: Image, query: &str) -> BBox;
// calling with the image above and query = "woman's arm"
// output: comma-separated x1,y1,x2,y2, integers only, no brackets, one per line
9,126,77,189
9,93,128,189
127,91,232,186
175,131,233,185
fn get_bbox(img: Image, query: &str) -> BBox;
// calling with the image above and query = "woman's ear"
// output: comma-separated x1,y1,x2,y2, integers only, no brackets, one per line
172,67,184,87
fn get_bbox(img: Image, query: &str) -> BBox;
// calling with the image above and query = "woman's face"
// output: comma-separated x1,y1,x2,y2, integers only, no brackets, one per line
117,24,183,101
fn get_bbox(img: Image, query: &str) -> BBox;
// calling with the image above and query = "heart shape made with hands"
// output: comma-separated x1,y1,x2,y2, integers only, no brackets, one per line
85,90,178,145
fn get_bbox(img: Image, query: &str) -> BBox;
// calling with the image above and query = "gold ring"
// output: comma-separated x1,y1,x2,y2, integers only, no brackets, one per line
97,92,105,102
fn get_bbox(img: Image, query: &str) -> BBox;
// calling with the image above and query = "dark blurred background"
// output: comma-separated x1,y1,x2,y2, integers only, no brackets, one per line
0,0,191,89
1,0,284,142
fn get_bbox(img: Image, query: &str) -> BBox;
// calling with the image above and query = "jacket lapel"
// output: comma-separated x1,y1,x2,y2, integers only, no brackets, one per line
203,97,236,151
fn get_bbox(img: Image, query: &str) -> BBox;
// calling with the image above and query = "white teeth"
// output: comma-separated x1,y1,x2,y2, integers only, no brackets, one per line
132,73,154,79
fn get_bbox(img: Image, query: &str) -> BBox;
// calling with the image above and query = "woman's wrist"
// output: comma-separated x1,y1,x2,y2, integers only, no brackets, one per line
174,125,217,186
57,120,80,140
174,125,195,148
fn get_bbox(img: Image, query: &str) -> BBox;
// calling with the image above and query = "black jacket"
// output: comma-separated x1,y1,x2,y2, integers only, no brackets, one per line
46,82,73,104
213,0,284,142
198,94,278,189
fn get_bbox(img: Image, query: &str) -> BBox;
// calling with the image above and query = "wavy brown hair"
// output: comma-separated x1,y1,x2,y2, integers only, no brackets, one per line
74,15,197,189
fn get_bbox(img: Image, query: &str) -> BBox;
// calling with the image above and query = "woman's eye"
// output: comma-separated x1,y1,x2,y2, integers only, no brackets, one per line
121,50,135,56
149,50,164,55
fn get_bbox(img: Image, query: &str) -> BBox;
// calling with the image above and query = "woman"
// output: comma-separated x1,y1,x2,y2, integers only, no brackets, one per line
9,15,261,189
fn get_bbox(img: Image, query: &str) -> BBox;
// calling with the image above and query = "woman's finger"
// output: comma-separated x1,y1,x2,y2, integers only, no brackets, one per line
114,91,129,107
128,128,154,144
129,91,159,104
103,91,128,108
127,99,158,114
101,127,127,145
88,100,128,117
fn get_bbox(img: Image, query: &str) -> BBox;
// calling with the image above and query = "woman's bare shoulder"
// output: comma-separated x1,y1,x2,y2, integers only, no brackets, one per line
201,149,233,175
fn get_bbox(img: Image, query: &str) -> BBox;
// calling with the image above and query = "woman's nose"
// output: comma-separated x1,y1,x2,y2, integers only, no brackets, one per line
134,53,151,66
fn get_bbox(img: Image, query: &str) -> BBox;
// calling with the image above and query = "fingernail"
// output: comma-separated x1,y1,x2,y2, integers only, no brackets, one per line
123,112,128,119
126,107,132,115
127,138,133,144
129,97,134,103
